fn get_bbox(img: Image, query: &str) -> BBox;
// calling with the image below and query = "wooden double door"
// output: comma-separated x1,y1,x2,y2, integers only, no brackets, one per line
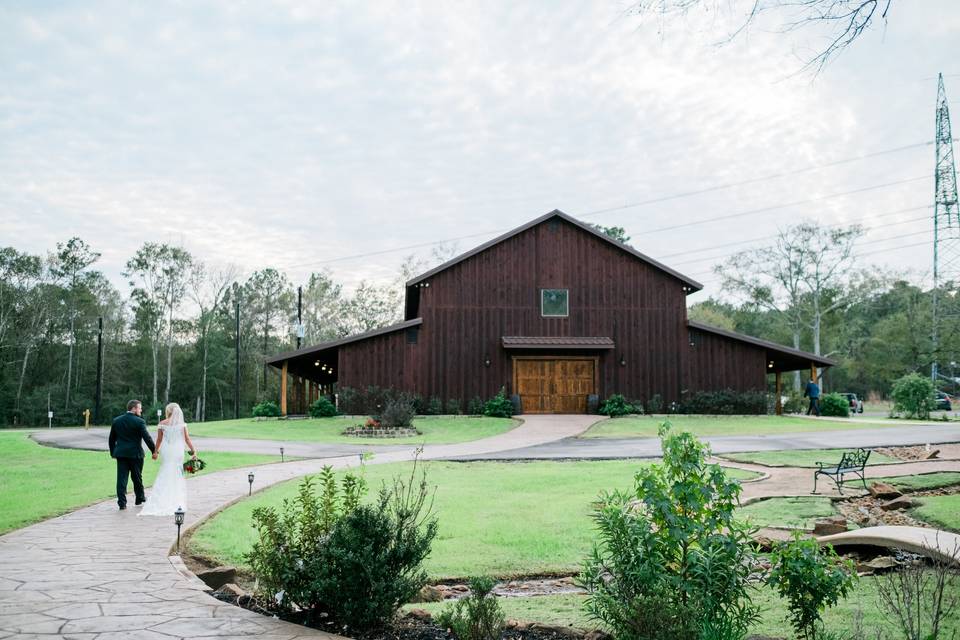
513,357,597,414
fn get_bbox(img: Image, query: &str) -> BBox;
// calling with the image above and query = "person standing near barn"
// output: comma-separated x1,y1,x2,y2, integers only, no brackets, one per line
803,378,821,416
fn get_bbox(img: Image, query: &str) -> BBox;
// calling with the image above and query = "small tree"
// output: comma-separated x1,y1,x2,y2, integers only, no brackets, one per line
767,534,856,640
891,373,936,419
436,576,505,640
579,423,759,640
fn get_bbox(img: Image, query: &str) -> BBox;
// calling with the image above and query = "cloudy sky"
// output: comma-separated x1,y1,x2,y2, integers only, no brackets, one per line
1,1,957,303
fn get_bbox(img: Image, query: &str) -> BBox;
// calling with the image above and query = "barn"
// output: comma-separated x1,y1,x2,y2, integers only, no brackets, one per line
268,210,833,414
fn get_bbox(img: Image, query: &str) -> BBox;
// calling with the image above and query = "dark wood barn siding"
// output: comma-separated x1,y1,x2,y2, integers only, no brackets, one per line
682,327,767,393
412,218,690,404
337,329,419,392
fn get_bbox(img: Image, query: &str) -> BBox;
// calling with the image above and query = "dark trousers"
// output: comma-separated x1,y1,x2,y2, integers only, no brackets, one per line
116,457,145,507
806,397,820,416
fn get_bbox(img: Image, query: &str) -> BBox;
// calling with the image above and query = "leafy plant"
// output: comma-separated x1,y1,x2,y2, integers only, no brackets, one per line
436,575,505,640
309,397,338,418
766,533,856,640
483,388,514,418
252,401,281,417
380,396,415,428
579,422,759,640
446,398,462,415
891,373,936,420
467,396,485,416
599,393,636,417
426,396,444,416
677,389,768,415
819,393,850,418
646,393,663,414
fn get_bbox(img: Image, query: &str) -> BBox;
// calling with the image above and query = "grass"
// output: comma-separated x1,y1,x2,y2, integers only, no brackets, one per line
719,448,898,468
189,460,761,579
0,431,282,535
912,494,960,532
580,415,904,439
183,416,518,444
738,496,837,530
874,472,960,492
403,577,959,638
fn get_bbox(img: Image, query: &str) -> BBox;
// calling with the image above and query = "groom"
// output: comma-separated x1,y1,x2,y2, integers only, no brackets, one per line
109,399,156,510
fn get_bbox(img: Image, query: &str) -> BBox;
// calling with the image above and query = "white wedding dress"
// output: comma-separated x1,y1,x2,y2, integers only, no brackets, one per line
139,407,188,516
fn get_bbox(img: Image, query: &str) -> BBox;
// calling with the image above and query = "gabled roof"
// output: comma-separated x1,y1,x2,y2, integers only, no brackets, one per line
406,210,703,292
687,320,836,368
266,318,422,365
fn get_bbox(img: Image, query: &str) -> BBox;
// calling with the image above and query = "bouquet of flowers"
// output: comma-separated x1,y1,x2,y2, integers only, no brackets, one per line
183,457,206,474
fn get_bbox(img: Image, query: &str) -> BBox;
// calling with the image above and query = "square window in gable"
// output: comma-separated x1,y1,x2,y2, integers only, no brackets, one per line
541,289,569,317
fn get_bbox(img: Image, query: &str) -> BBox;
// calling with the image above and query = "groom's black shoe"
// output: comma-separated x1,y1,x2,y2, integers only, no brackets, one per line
135,498,146,505
119,505,127,510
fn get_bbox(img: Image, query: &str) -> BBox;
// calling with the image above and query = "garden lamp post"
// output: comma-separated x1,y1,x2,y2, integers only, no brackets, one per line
174,506,185,553
247,471,255,496
280,447,284,462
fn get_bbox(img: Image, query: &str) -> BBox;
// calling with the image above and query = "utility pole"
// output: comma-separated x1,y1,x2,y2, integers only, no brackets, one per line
94,317,103,424
235,298,241,419
933,73,960,381
296,285,303,349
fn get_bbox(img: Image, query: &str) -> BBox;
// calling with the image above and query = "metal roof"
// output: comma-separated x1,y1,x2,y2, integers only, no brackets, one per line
501,336,616,349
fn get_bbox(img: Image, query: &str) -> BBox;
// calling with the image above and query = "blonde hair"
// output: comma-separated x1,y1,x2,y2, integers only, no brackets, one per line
165,402,181,417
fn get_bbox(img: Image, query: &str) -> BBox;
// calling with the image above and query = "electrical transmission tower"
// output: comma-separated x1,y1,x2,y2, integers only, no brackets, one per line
933,72,960,381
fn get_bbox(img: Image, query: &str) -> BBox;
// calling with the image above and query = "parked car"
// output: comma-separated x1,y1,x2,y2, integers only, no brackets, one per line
935,391,952,411
838,392,863,413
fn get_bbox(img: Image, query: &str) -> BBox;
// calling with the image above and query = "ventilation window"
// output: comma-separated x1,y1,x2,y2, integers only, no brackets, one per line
541,289,569,317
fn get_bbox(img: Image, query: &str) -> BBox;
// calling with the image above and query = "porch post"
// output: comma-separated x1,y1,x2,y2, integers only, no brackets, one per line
775,371,782,416
810,363,818,384
280,360,288,416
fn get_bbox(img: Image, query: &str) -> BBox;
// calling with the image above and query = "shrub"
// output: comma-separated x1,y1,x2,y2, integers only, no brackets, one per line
599,393,636,417
380,396,415,428
579,422,759,640
309,397,338,418
247,460,437,634
891,373,936,419
819,393,850,418
646,393,663,414
483,388,514,418
436,576,505,640
876,547,959,640
677,389,767,415
336,386,362,414
467,396,485,416
782,390,806,414
425,396,444,416
252,401,281,417
446,398,462,415
767,534,856,640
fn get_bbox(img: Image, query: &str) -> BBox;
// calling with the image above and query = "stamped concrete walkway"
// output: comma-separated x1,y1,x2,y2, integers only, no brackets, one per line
0,415,600,640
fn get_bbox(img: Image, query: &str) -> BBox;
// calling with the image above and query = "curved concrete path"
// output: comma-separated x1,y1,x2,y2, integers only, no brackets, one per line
818,526,960,566
0,415,600,639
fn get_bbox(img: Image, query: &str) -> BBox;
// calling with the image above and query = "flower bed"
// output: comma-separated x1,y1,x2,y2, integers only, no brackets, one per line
341,426,421,438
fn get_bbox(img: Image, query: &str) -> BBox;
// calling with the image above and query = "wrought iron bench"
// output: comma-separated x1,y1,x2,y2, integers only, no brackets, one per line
811,448,871,495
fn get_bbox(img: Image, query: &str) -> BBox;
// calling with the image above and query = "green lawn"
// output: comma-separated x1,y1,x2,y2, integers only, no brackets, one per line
404,576,960,638
184,416,518,444
719,448,898,468
581,415,904,439
190,460,760,579
874,472,960,492
0,431,281,534
912,494,960,531
738,496,837,530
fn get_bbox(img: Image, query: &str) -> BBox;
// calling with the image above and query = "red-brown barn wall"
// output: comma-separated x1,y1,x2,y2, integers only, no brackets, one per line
337,329,418,392
408,218,691,405
681,327,767,394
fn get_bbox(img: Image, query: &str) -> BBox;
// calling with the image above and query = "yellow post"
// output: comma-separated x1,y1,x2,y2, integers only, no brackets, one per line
810,364,818,383
774,372,782,416
83,408,91,429
281,361,288,416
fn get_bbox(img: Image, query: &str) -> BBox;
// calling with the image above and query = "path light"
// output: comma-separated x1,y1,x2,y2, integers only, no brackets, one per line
247,471,255,496
280,447,284,462
174,506,185,553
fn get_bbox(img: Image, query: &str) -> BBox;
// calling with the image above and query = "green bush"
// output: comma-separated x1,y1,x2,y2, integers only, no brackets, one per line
819,393,850,418
425,396,444,416
891,373,935,419
599,394,636,416
767,534,856,640
782,390,806,414
677,389,768,415
308,397,338,418
380,396,415,428
446,398,462,415
483,388,514,418
579,422,760,640
436,576,505,640
252,401,281,417
336,387,361,414
646,393,663,414
247,462,437,634
467,396,485,416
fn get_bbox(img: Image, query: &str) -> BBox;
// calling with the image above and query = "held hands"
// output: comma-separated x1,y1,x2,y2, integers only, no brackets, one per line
152,452,158,460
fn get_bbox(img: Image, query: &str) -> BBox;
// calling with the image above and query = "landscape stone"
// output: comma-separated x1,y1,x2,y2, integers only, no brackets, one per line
857,556,899,573
880,496,914,511
404,608,433,622
195,566,237,590
213,583,246,599
868,482,902,500
813,516,848,536
926,449,941,459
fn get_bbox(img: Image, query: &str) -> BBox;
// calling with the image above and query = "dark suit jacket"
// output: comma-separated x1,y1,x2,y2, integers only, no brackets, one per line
109,412,156,459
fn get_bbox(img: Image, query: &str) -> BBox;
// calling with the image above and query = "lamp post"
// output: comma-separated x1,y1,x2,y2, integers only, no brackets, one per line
280,447,284,463
174,506,185,553
247,471,255,496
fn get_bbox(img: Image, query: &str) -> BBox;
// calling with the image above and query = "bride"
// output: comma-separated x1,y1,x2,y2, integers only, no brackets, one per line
140,402,199,517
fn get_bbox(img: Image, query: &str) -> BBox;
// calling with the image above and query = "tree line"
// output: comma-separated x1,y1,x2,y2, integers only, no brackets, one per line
0,223,948,426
